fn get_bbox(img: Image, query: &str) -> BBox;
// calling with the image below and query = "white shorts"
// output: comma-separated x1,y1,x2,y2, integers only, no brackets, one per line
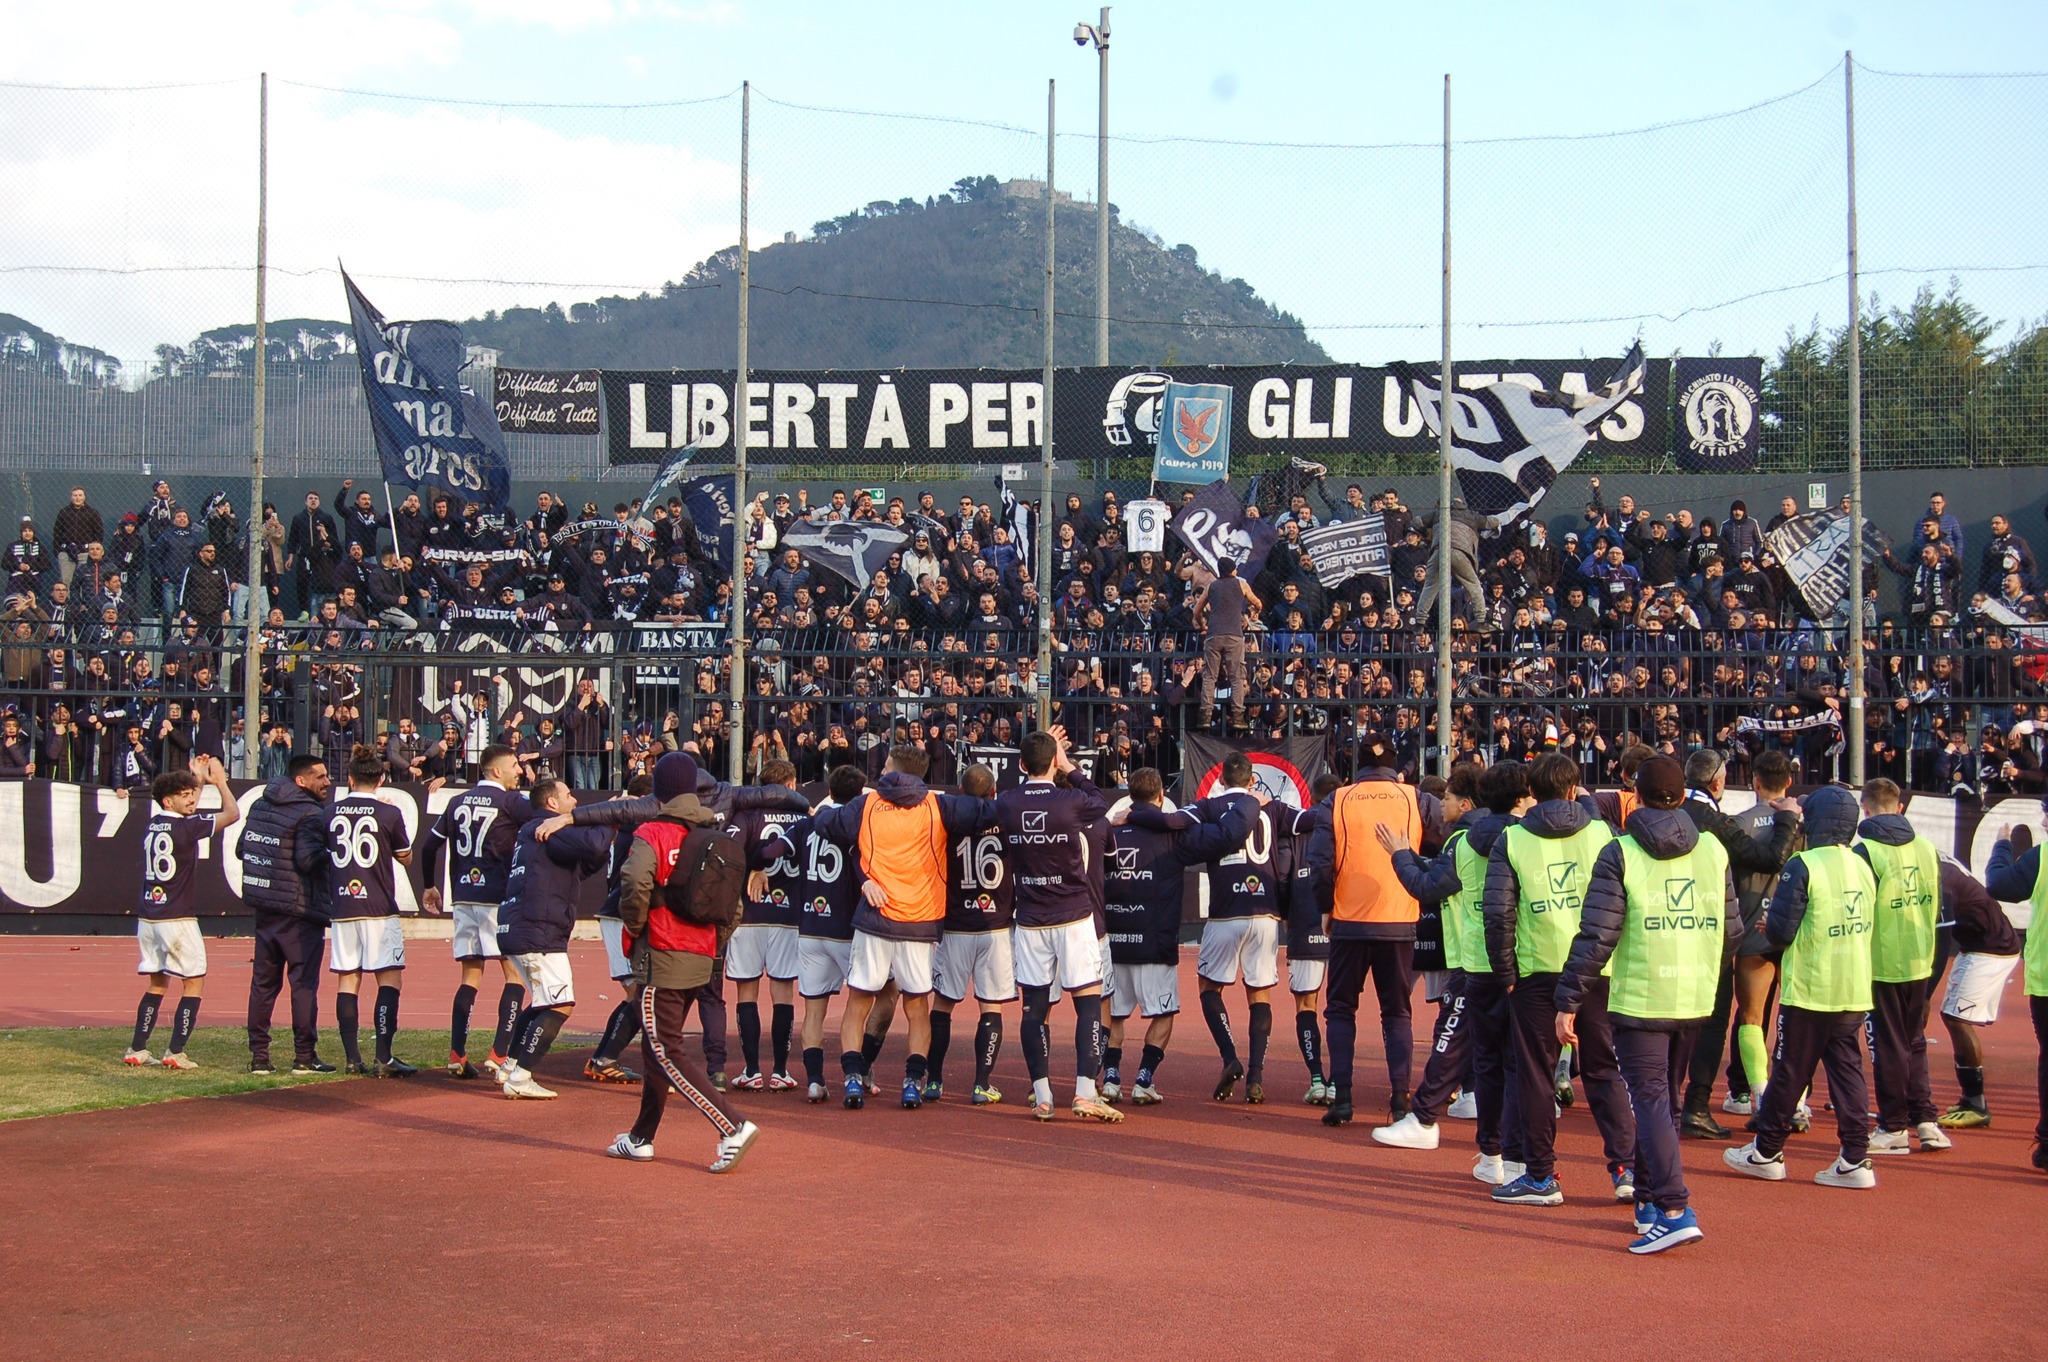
1107,962,1180,1019
599,917,632,982
1289,956,1329,997
329,917,406,974
1012,918,1105,992
935,930,1018,1004
799,937,853,998
847,930,935,996
1197,917,1281,989
510,951,576,1008
452,901,502,961
726,924,800,982
1941,951,2022,1026
137,918,206,978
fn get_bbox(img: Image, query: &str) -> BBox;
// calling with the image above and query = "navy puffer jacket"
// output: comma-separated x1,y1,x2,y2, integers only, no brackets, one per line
238,777,330,922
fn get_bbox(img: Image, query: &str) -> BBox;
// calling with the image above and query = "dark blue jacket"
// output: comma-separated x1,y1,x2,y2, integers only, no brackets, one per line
1984,839,2040,907
497,820,612,956
237,777,330,922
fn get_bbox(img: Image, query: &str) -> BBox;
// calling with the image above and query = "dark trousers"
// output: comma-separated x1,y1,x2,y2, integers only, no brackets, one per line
1683,950,1739,1111
697,969,728,1071
1511,975,1635,1181
1323,938,1416,1098
2033,996,2048,1145
1413,970,1471,1121
1616,1024,1699,1212
1756,1005,1870,1161
1869,977,1937,1130
631,984,744,1144
1459,970,1519,1159
247,914,325,1064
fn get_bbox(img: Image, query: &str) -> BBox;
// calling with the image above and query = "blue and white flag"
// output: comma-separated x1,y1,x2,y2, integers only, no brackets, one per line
1152,381,1232,485
680,473,737,566
640,439,701,510
342,269,512,512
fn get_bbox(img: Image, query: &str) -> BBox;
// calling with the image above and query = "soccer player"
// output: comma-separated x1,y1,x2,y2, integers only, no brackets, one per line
421,744,536,1080
608,751,759,1173
1374,761,1532,1182
1933,853,2021,1129
727,760,810,1092
1126,753,1273,1101
1102,768,1253,1104
1724,786,1883,1189
584,774,654,1085
761,765,868,1101
1483,752,1633,1206
808,744,998,1110
322,744,417,1076
931,764,1014,1104
126,755,240,1069
998,726,1119,1122
1856,778,1953,1155
1285,774,1343,1105
1983,820,2048,1175
1303,730,1444,1128
1557,755,1736,1254
495,777,615,1099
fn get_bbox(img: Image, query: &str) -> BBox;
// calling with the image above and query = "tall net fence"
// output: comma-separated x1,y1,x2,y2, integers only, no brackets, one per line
4,59,2045,492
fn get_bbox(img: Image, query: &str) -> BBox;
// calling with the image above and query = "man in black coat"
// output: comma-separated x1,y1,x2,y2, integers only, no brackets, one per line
237,754,335,1073
285,492,342,621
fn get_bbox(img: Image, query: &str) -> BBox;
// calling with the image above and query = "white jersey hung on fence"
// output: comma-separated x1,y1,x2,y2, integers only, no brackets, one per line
1125,498,1169,553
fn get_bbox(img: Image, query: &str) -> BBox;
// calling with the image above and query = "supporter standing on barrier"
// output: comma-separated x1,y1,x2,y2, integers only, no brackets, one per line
125,755,240,1069
1557,755,1735,1254
608,751,759,1172
239,754,335,1075
1192,556,1258,733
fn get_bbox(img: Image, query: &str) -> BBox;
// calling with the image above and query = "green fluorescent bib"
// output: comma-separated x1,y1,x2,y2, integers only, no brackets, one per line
1862,836,1940,983
1608,834,1729,1021
1504,820,1614,977
1779,845,1877,1013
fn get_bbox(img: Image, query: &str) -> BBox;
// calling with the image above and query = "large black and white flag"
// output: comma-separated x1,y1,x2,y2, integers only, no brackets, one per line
1393,344,1647,523
997,472,1033,575
342,269,512,512
1171,479,1279,576
1764,509,1890,623
781,521,911,588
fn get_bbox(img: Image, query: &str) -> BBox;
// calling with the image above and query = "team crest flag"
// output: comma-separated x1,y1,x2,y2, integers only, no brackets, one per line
1179,733,1327,810
1153,381,1232,485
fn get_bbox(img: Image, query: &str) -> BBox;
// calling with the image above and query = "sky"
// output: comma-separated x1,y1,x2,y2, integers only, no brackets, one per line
3,0,2045,379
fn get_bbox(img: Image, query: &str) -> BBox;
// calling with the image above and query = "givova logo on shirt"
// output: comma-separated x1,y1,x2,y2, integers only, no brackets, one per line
1530,861,1583,914
1828,889,1872,937
1644,877,1715,931
1889,863,1932,912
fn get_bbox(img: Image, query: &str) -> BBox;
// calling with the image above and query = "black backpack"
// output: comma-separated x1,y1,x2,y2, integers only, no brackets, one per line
662,826,747,929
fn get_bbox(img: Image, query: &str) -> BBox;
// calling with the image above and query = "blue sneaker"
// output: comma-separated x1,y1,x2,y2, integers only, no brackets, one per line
1632,1202,1656,1235
1611,1166,1636,1202
1628,1206,1704,1255
922,1079,944,1102
1490,1173,1564,1206
901,1077,924,1109
842,1074,866,1110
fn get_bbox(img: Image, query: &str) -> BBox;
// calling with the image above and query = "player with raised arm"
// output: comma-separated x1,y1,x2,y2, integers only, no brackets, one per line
998,726,1119,1122
760,765,870,1102
420,745,534,1080
583,774,653,1085
931,764,1014,1104
322,744,418,1076
726,760,810,1093
125,755,240,1069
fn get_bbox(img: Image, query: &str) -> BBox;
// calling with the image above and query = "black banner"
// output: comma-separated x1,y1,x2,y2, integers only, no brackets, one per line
493,368,603,435
1177,733,1329,809
601,361,1678,468
1299,515,1389,586
1673,356,1763,472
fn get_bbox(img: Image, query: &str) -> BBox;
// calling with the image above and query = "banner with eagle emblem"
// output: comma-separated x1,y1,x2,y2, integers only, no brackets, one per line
1153,380,1232,485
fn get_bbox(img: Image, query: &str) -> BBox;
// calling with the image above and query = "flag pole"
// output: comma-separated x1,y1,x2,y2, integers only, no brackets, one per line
729,80,751,785
242,72,268,778
1844,52,1865,788
1435,73,1453,779
1037,78,1057,731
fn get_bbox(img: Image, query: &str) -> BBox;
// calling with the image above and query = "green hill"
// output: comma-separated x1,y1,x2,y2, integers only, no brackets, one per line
466,175,1330,370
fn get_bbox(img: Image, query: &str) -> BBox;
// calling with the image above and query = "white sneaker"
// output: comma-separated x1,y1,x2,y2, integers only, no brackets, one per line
1914,1121,1953,1151
1130,1083,1163,1105
503,1074,557,1100
709,1119,760,1174
1446,1091,1478,1120
1721,1092,1754,1116
1866,1128,1913,1156
122,1048,158,1067
606,1132,654,1161
1472,1153,1508,1185
1372,1112,1441,1150
1815,1153,1877,1189
1722,1140,1788,1181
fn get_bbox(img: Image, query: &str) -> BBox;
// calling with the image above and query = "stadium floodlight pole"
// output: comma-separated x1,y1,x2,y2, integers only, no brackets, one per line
1844,52,1866,787
242,72,268,778
1435,74,1453,779
730,80,751,786
1037,78,1058,730
1073,8,1110,365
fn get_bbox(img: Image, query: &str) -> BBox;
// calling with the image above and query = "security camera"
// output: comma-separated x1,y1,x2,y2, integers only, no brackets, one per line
1073,23,1090,45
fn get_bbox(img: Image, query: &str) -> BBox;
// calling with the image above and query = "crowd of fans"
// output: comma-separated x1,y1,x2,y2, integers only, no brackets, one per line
0,470,2042,797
